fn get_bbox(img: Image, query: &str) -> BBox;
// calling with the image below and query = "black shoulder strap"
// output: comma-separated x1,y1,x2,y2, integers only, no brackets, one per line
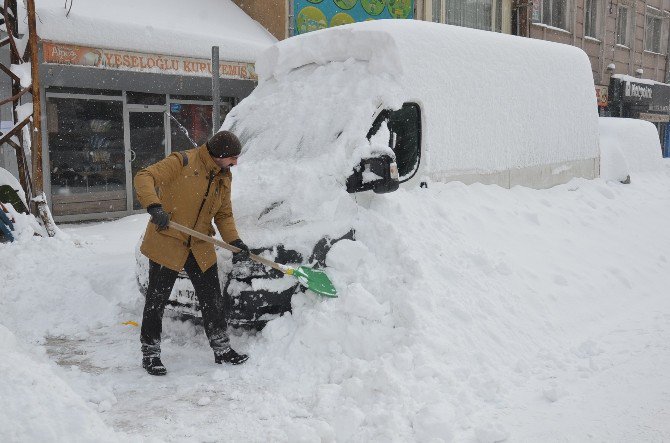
178,151,189,167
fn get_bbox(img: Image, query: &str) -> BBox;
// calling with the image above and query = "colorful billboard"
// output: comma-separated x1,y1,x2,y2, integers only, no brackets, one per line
294,0,414,35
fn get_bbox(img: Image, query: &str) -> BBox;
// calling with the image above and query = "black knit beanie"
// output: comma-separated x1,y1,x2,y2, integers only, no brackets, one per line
207,131,242,158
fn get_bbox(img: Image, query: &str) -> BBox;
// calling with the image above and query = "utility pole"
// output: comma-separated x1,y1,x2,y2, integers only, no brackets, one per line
212,46,221,134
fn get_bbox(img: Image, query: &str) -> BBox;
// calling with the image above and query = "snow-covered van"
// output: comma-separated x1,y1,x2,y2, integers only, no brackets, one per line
598,117,664,183
137,20,600,326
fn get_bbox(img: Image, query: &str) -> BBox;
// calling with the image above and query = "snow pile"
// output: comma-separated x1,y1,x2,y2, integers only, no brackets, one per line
0,325,119,442
225,56,401,250
21,0,276,61
0,202,45,241
0,232,125,342
241,173,670,441
9,63,31,88
0,167,26,205
2,171,670,440
599,117,663,180
0,167,46,240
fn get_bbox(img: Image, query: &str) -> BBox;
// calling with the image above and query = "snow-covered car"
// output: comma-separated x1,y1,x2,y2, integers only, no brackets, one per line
136,20,601,328
598,117,664,183
135,230,352,329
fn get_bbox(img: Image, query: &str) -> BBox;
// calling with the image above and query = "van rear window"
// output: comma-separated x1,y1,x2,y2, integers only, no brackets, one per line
388,103,421,180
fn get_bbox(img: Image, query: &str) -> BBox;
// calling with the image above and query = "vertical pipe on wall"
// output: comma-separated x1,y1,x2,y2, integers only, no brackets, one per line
628,0,635,76
597,0,608,85
288,0,294,37
664,11,670,82
574,0,579,47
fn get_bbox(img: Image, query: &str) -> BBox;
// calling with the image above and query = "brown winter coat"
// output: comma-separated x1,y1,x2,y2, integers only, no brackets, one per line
134,145,240,272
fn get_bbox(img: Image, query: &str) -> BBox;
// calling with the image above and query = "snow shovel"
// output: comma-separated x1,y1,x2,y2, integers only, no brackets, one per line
168,221,338,298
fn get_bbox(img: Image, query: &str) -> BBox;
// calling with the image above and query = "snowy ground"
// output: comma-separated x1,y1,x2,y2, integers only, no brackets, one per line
2,166,670,442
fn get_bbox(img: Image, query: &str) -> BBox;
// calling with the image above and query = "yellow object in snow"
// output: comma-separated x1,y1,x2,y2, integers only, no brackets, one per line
122,321,139,327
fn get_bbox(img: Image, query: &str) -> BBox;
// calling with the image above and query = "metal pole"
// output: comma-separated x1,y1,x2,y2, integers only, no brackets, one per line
212,46,220,134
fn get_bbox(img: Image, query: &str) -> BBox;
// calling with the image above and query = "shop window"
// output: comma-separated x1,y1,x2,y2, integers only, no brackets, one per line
533,0,570,31
446,0,494,31
432,0,442,22
431,0,506,33
129,112,166,210
47,97,126,216
584,0,598,38
645,8,664,53
616,6,630,46
169,102,233,149
126,91,166,105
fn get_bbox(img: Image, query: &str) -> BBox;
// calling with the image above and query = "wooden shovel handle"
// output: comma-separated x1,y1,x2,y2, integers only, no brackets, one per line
168,221,286,273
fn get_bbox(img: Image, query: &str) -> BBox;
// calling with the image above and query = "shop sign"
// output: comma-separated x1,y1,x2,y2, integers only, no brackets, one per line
294,0,414,35
623,81,653,102
595,85,608,107
638,112,670,123
42,41,257,81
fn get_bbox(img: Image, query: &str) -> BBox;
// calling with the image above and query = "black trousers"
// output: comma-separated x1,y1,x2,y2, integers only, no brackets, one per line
140,253,229,357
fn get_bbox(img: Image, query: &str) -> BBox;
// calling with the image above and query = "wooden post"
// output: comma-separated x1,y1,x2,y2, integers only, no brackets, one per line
25,0,56,236
26,0,43,196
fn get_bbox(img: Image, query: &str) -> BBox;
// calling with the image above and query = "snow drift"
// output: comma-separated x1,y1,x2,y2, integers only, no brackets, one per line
2,166,670,440
0,325,119,442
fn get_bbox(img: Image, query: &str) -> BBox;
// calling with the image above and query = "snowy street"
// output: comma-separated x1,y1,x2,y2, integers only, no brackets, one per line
3,168,670,441
2,3,670,441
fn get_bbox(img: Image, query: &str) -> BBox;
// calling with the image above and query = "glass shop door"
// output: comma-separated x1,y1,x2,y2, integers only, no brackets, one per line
126,109,168,210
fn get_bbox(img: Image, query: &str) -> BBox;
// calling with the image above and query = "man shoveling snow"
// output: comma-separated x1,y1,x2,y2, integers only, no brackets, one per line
134,131,251,375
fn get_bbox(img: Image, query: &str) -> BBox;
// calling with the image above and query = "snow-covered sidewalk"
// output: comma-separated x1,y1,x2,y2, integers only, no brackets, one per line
2,168,670,441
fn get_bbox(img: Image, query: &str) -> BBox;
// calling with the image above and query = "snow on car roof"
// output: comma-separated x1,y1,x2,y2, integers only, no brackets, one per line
240,20,599,181
599,117,664,175
22,0,276,62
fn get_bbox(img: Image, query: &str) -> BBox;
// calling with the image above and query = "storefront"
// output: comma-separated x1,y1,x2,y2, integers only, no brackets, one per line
40,42,258,221
608,75,670,157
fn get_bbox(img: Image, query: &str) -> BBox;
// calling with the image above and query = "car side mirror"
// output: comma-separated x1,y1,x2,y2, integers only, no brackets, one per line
346,155,400,194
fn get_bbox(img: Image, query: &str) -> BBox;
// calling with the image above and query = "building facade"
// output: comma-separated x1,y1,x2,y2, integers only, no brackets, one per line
235,1,669,91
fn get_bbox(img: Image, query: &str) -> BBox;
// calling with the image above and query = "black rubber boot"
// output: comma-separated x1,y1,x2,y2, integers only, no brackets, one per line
142,356,167,376
214,348,249,365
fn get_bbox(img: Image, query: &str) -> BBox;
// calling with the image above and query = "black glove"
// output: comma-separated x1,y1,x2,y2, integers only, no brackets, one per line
147,204,170,231
230,238,250,261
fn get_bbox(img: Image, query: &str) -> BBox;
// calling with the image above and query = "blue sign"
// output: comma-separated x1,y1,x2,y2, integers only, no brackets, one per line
294,0,414,35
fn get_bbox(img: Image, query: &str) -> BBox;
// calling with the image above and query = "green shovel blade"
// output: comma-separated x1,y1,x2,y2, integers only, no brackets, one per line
291,266,338,298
